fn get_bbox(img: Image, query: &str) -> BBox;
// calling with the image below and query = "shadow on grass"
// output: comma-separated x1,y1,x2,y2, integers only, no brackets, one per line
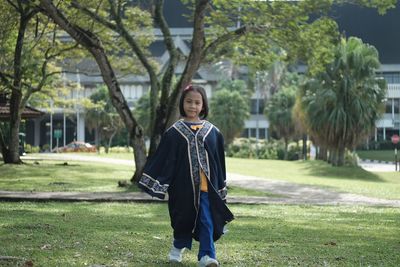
299,160,384,182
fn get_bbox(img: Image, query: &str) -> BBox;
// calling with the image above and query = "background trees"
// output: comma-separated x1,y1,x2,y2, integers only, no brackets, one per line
86,86,124,153
0,0,384,177
298,37,386,166
265,86,297,160
209,80,250,146
36,0,348,180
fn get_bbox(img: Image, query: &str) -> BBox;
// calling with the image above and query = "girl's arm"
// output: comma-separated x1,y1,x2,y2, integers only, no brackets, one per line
138,131,177,199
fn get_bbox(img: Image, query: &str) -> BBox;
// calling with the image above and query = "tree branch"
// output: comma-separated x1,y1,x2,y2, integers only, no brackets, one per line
0,72,15,91
202,26,248,60
167,0,209,117
6,0,19,12
70,0,119,32
154,0,178,102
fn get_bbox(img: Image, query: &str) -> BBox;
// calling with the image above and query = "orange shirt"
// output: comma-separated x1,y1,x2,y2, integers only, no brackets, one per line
200,169,208,192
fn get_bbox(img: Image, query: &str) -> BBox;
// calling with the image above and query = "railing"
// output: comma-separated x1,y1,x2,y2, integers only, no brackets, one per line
387,84,400,98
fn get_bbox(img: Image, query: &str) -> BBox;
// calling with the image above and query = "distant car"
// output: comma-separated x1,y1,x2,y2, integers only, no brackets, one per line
55,141,97,153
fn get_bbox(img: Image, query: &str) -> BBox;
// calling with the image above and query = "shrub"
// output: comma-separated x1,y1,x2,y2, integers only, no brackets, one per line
226,138,300,160
24,144,40,153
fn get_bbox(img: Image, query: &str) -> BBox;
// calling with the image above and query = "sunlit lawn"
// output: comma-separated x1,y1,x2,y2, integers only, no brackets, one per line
0,160,134,192
1,153,400,199
0,202,398,267
0,159,265,197
226,158,400,200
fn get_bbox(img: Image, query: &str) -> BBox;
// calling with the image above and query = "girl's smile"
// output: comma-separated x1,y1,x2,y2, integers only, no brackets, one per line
183,91,203,122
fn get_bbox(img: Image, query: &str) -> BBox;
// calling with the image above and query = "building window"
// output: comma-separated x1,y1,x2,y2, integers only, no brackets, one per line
394,99,400,115
385,98,393,114
250,99,265,114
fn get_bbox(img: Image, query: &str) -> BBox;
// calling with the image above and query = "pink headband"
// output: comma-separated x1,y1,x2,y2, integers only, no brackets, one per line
184,84,193,91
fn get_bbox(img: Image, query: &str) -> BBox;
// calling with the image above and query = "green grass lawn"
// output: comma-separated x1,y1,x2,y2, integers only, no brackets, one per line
0,202,398,267
226,158,400,200
0,160,267,197
0,160,135,192
356,150,396,162
1,154,400,199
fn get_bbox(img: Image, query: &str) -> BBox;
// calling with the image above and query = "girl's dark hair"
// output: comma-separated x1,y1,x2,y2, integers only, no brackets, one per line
179,84,209,119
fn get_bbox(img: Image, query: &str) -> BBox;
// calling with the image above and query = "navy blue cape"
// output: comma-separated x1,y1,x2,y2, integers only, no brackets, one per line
138,120,234,241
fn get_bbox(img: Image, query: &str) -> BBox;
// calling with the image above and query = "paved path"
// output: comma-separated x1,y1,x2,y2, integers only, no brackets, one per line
0,154,397,207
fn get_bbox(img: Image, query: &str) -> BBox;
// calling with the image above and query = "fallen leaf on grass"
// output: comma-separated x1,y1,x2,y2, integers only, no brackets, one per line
324,241,337,246
40,244,51,250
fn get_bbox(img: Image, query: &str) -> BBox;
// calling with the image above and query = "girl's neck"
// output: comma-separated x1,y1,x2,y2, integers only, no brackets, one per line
182,117,202,123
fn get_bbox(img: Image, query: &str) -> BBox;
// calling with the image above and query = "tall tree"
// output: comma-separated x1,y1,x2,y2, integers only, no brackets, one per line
0,0,80,163
36,0,396,180
298,37,386,166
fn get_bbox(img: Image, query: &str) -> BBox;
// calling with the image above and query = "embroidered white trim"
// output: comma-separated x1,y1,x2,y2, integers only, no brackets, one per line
139,173,169,195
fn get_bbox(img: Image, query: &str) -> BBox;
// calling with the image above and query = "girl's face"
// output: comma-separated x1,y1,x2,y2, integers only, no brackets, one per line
183,90,203,121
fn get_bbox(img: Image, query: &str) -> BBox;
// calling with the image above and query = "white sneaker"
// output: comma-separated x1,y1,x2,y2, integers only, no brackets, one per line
169,246,185,263
199,255,219,267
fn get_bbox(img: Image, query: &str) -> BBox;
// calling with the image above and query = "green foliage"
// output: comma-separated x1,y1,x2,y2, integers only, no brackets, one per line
265,85,297,141
226,138,301,161
85,85,124,149
214,79,251,98
24,144,40,154
209,86,249,145
206,0,339,72
298,37,386,165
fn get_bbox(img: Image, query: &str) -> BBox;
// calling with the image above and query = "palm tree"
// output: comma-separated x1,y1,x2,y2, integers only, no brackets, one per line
265,85,297,160
299,37,386,166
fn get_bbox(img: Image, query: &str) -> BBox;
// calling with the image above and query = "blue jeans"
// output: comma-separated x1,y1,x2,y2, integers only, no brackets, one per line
173,192,216,260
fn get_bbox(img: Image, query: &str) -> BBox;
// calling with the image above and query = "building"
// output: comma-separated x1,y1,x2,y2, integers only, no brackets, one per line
25,1,400,149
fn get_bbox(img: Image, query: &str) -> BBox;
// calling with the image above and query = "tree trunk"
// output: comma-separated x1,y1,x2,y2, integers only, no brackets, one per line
106,130,117,154
330,149,338,166
6,92,23,164
39,0,147,181
0,127,11,162
131,132,147,182
3,7,36,164
337,145,345,166
302,134,307,160
318,146,328,161
284,138,289,160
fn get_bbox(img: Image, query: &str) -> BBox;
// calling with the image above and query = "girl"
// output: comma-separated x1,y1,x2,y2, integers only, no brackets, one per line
138,84,234,267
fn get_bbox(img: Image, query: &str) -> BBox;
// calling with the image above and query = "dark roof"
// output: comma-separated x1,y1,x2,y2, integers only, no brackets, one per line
0,104,45,120
333,3,400,64
162,1,400,65
163,0,192,28
148,41,167,57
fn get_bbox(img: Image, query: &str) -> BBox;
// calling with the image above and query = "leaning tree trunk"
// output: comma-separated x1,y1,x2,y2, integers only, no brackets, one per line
39,0,147,182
